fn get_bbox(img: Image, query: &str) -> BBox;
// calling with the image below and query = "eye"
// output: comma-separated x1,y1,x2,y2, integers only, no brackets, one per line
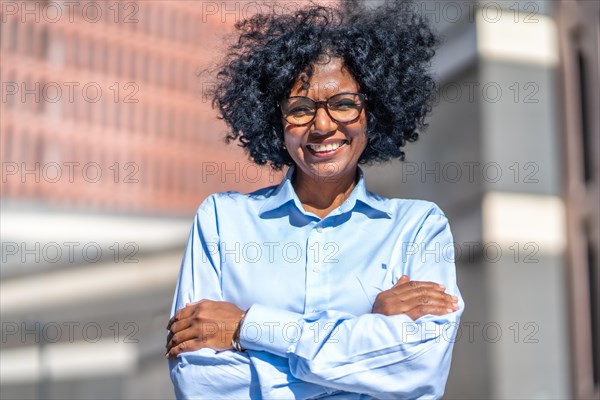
329,100,358,110
329,93,361,110
288,105,314,115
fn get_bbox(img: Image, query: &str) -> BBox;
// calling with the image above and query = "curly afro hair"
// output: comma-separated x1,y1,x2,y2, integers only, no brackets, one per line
208,0,438,170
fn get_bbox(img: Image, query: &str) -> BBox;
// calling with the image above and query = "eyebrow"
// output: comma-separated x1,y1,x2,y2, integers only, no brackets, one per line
287,91,360,99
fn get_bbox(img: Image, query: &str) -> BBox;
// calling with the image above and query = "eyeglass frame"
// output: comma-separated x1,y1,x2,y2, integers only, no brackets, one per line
278,92,368,126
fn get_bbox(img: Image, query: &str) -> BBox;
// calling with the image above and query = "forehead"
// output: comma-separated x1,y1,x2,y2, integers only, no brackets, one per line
289,58,360,99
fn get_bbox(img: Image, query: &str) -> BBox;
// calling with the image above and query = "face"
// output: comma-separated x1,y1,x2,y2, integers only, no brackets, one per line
282,57,367,184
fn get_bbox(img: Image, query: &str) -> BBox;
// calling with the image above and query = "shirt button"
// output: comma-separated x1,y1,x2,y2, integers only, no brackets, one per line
312,309,319,313
316,226,323,233
313,267,320,273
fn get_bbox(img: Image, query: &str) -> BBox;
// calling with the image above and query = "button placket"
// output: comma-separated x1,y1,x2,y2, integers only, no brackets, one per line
312,226,322,273
305,224,328,315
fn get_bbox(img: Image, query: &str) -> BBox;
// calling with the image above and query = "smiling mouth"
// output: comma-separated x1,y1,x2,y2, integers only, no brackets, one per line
306,140,348,155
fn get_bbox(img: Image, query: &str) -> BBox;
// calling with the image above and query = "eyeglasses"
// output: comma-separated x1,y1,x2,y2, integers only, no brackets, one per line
279,92,367,126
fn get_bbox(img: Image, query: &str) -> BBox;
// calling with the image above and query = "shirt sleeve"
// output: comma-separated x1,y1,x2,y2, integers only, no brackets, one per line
168,196,261,399
239,211,464,399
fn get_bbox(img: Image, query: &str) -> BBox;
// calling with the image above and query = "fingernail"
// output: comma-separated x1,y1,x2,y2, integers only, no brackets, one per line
446,308,454,313
439,284,446,290
452,295,458,301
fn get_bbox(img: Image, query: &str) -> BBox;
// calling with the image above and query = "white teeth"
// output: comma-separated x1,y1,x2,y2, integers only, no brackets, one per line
308,141,345,153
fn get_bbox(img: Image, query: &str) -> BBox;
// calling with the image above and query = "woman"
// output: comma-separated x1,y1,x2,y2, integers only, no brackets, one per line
166,1,463,398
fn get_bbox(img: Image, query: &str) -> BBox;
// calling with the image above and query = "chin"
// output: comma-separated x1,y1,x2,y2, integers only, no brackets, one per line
310,162,353,179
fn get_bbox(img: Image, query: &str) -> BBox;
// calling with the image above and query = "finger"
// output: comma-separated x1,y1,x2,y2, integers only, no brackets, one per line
394,287,457,304
166,331,173,349
393,275,409,287
405,305,458,321
407,280,445,290
166,338,205,359
375,291,457,315
404,295,458,310
168,316,193,335
167,300,206,329
167,326,205,352
168,307,195,329
168,318,227,351
390,280,446,295
401,296,458,313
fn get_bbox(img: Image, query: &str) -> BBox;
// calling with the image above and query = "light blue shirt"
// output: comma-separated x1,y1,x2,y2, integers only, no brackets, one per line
169,166,464,399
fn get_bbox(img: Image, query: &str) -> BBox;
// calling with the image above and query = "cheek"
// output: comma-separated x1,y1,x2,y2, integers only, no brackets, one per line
351,113,368,139
353,129,368,156
359,117,368,147
283,134,294,149
283,127,304,146
356,134,368,155
351,122,368,145
283,135,302,160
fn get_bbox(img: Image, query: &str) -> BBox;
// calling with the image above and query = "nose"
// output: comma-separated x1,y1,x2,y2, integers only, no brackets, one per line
311,106,337,135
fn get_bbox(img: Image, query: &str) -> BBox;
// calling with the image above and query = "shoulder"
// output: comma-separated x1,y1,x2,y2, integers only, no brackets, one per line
195,184,280,214
366,190,447,220
364,191,451,241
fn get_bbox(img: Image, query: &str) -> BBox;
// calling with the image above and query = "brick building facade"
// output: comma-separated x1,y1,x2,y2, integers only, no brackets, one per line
1,0,280,215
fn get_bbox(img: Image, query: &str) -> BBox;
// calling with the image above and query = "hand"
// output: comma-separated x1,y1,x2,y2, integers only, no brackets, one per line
165,299,244,359
371,275,459,320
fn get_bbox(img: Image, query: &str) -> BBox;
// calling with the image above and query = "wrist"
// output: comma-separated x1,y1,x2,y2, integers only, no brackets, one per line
231,310,247,352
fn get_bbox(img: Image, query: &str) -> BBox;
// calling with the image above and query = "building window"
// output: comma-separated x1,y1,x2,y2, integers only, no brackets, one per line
88,38,95,72
3,126,14,162
9,18,18,52
71,35,79,68
5,71,17,110
101,41,109,75
25,23,34,57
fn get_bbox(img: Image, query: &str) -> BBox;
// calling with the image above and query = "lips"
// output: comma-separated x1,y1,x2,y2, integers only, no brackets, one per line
306,140,348,154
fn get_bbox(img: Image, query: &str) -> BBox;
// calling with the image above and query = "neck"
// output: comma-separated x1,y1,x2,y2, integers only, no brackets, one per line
292,167,358,218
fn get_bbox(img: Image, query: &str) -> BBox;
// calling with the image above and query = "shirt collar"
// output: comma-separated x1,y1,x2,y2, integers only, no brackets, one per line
258,165,390,219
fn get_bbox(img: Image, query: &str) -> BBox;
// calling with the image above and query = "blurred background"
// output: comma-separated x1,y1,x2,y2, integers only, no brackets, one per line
0,0,598,399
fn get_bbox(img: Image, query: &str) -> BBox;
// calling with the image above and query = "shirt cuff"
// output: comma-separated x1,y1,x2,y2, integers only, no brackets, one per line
239,304,303,357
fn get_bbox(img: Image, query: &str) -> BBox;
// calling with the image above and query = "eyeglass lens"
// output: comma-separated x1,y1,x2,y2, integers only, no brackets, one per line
282,93,364,125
